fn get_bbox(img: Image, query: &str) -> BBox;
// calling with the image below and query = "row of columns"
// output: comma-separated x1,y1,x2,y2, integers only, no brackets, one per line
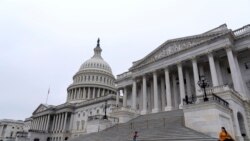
68,87,113,101
117,47,244,114
51,112,68,133
31,112,69,133
31,114,50,132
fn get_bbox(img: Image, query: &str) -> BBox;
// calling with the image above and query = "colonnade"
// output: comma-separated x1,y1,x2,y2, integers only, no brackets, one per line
31,112,69,133
30,114,50,132
68,87,114,101
117,47,244,114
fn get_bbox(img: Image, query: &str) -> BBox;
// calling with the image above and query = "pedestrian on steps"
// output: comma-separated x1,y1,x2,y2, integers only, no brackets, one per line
133,131,138,141
219,127,234,141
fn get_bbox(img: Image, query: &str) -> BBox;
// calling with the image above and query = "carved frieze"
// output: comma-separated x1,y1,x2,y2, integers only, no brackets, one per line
134,35,218,69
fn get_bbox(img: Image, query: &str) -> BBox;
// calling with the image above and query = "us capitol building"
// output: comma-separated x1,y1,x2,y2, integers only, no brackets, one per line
26,24,250,141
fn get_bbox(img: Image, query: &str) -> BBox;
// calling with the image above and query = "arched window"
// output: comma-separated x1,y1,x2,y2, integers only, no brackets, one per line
96,76,98,81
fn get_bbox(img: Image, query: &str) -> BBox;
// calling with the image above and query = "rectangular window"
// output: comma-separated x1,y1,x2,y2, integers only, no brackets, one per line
76,121,80,130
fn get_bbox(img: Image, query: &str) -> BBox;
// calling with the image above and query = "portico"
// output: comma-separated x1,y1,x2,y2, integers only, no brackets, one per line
116,37,247,115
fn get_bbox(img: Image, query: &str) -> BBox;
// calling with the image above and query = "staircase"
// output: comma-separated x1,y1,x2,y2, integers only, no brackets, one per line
70,110,217,141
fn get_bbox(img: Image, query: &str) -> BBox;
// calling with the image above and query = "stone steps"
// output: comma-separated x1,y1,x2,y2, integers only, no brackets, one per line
69,110,217,141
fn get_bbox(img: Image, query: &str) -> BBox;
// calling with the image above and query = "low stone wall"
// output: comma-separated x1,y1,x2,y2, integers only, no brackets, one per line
183,101,234,139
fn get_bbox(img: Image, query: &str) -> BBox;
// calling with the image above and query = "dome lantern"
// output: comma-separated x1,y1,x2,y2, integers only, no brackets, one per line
93,38,102,59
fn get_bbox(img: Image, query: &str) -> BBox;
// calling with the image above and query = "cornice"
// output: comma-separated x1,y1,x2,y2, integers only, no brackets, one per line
130,30,231,71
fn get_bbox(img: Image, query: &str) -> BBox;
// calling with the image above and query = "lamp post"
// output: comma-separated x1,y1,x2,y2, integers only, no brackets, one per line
198,76,209,102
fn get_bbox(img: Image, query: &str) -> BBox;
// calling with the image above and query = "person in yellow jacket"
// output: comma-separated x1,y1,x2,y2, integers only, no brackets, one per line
219,127,234,141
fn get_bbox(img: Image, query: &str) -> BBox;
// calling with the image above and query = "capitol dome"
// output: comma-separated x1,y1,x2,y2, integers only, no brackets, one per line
67,39,116,103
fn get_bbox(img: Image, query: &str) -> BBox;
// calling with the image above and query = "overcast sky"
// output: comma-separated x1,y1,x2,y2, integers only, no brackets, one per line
0,0,249,120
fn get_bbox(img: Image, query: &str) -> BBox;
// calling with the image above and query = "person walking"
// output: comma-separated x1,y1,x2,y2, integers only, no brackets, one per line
133,131,138,141
219,127,234,141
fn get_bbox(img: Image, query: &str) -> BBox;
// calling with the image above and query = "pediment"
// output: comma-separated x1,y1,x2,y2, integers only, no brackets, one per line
33,104,50,115
130,30,230,71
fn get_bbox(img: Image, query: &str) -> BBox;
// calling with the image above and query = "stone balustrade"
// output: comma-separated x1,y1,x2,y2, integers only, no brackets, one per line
234,24,250,36
116,71,132,80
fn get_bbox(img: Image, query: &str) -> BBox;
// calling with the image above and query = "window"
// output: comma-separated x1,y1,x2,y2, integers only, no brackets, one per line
227,67,231,74
78,113,81,118
97,109,99,114
76,121,80,130
245,62,250,69
81,120,85,130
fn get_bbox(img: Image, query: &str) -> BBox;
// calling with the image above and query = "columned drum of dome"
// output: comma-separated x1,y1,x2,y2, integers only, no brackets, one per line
67,39,116,103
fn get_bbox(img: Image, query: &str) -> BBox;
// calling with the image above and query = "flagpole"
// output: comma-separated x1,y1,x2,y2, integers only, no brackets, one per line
46,87,50,104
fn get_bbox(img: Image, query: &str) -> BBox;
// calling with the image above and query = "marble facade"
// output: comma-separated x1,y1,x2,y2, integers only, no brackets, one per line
116,24,250,140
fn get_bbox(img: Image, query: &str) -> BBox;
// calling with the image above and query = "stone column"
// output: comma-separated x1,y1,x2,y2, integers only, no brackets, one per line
83,88,86,99
70,90,74,100
51,115,56,132
69,113,74,131
60,113,64,132
77,88,81,99
234,54,248,96
116,91,120,106
46,115,50,132
165,67,173,111
33,118,37,130
132,79,137,110
141,75,147,114
63,112,68,132
36,118,39,130
152,71,160,113
54,114,59,132
192,57,200,96
97,88,101,97
172,73,178,109
58,114,62,132
123,87,127,107
208,52,219,86
215,59,223,85
185,70,192,97
102,89,105,96
177,63,185,109
160,77,165,111
35,117,38,130
226,47,241,92
37,117,41,130
87,87,91,99
41,116,45,131
92,88,96,99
